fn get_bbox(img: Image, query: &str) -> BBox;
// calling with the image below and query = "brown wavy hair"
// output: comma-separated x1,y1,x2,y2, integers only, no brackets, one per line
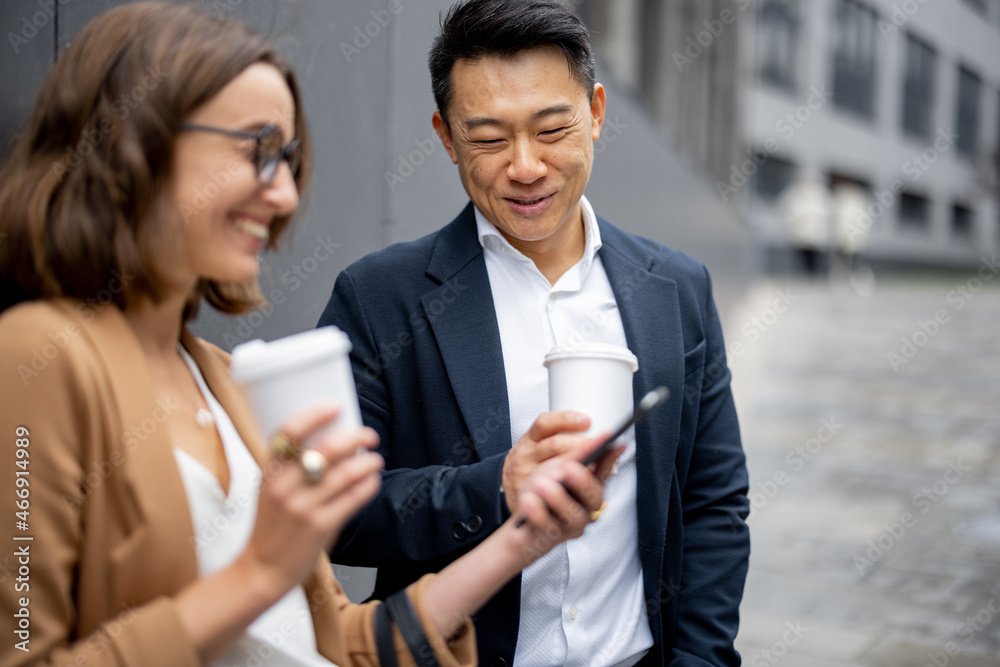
0,2,312,319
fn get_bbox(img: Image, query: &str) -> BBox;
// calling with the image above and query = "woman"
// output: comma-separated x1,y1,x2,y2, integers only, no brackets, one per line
0,4,616,666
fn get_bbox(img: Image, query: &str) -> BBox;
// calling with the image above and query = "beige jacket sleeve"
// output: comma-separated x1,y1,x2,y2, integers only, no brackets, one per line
307,562,476,667
0,303,202,667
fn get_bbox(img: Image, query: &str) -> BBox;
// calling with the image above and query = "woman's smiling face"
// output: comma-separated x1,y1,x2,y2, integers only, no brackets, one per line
170,62,299,289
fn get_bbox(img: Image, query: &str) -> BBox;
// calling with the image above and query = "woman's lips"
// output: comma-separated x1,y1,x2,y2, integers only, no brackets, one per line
232,216,271,244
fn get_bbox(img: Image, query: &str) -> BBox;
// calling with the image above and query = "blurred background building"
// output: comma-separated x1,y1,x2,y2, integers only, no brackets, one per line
583,0,1000,269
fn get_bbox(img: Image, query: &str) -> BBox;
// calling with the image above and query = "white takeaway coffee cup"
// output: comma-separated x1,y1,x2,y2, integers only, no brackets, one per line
543,343,639,438
231,326,362,448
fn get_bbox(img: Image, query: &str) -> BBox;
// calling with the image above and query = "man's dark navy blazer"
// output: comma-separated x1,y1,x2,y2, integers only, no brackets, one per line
319,203,750,667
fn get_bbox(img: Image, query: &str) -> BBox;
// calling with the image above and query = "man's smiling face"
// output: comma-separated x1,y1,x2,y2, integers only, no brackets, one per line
434,46,605,258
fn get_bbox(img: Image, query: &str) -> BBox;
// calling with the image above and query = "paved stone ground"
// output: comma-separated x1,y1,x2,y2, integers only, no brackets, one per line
729,267,1000,666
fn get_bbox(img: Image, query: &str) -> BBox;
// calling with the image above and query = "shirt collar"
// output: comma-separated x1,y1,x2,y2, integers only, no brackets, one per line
474,195,603,271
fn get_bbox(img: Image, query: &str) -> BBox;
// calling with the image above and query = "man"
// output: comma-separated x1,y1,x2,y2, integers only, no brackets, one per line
319,1,750,665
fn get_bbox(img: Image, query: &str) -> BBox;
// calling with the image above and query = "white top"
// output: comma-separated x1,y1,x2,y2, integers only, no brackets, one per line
475,196,653,667
175,346,337,667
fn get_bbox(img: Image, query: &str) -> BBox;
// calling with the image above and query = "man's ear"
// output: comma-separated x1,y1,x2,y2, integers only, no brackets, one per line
433,111,459,164
590,83,607,142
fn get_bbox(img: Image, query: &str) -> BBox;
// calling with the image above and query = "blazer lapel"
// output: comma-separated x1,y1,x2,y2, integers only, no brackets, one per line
422,204,511,460
597,223,683,551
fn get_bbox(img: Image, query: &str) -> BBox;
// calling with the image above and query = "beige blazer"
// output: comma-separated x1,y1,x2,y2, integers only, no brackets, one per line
0,299,474,667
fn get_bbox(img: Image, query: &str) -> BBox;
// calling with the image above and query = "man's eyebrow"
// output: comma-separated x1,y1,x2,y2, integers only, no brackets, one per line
532,104,575,121
464,117,504,130
463,104,576,131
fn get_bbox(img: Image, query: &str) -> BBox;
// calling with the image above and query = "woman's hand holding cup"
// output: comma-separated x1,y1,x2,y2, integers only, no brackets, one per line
238,403,383,600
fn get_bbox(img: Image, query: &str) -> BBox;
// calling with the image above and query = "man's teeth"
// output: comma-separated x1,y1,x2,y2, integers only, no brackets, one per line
513,197,544,205
234,218,270,241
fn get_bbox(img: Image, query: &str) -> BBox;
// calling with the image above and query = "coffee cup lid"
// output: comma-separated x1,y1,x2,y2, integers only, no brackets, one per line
231,326,353,384
543,343,638,372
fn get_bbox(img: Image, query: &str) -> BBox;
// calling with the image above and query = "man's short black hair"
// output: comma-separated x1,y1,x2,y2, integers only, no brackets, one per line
429,0,596,125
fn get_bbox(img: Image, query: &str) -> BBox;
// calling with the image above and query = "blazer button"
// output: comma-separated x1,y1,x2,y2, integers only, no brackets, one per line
465,515,483,534
490,658,507,667
452,522,468,541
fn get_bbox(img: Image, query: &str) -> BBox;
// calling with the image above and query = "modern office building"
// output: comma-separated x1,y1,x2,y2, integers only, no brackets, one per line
582,0,1000,267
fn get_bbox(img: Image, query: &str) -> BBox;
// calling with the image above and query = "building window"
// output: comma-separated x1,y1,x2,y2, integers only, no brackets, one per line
899,192,931,231
900,34,936,140
952,203,974,240
758,0,799,92
754,153,796,201
829,172,871,192
832,0,878,119
961,0,988,15
956,65,981,159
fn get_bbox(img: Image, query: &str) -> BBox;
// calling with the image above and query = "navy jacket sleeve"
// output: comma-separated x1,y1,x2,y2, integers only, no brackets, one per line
669,268,750,666
318,269,507,568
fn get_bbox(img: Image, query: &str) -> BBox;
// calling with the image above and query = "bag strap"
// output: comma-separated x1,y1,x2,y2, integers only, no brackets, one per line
374,602,400,667
384,590,439,667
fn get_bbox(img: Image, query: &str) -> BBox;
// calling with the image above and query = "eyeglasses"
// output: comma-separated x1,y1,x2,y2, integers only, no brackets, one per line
179,122,302,185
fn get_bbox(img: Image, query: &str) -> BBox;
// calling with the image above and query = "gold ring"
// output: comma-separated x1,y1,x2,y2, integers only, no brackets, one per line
271,433,299,461
300,449,328,483
589,502,607,521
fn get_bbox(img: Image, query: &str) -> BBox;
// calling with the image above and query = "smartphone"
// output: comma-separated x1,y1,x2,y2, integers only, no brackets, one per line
514,386,670,528
579,386,670,466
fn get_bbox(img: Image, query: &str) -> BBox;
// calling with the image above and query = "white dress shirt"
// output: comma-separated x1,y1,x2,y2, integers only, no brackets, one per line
476,197,652,667
175,346,335,667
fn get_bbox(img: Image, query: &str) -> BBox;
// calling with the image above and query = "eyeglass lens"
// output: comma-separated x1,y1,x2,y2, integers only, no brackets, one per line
256,126,301,183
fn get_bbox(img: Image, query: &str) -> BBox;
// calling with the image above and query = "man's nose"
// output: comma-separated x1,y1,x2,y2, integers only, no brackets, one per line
506,138,547,183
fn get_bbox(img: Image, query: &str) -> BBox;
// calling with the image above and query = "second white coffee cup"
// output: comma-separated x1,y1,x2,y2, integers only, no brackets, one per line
544,343,639,438
231,326,362,448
